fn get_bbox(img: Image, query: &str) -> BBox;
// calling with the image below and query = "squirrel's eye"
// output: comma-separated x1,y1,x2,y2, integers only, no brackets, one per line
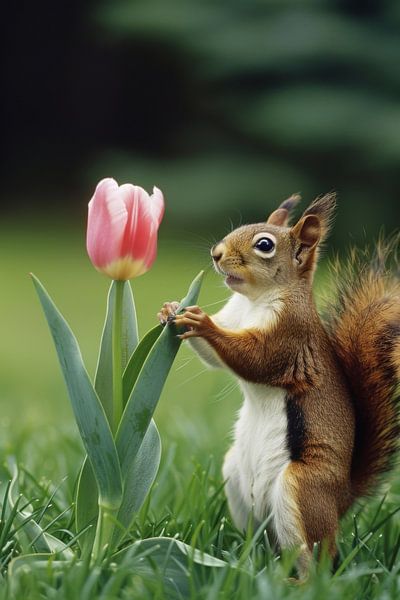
254,237,275,254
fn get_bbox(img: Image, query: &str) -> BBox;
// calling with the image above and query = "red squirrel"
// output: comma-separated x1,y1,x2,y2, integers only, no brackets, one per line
158,194,400,576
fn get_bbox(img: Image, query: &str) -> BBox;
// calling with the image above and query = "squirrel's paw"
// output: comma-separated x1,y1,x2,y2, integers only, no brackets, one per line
157,301,180,325
174,306,214,339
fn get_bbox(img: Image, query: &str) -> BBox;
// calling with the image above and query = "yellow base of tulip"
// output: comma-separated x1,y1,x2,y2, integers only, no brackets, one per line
98,257,148,281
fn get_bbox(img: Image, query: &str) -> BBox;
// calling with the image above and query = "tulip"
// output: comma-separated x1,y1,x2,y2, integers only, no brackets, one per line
87,178,165,281
86,177,165,433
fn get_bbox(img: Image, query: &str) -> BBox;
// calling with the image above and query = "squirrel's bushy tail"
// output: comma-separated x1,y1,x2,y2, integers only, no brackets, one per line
326,235,400,500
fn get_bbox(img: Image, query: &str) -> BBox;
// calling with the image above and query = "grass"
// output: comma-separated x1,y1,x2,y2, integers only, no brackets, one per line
1,221,400,598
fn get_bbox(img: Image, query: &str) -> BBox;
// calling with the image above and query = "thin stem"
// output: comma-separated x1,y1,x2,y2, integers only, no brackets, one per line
112,280,125,433
91,504,115,563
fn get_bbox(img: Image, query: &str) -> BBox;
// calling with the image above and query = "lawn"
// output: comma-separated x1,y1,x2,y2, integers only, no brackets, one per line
1,222,400,599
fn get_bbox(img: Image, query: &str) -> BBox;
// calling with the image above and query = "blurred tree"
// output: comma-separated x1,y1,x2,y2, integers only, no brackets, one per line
2,0,399,244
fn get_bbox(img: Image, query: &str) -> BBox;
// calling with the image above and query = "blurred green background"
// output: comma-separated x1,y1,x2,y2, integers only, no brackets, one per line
1,0,400,466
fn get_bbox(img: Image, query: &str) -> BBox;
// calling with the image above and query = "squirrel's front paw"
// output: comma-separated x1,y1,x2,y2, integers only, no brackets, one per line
174,306,214,339
157,301,180,325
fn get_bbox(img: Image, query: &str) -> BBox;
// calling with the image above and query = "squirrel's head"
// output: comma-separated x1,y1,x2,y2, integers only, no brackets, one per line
211,193,336,298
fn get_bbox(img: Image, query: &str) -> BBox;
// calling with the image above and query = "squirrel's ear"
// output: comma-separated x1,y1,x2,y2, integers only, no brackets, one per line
267,193,301,227
291,192,336,273
301,192,336,241
291,215,321,271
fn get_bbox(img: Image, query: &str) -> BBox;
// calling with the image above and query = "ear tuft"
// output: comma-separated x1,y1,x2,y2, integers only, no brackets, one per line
291,192,337,276
267,193,302,227
279,193,302,213
302,192,336,241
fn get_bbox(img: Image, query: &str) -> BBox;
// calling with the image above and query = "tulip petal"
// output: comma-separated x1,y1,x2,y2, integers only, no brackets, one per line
87,179,128,269
150,186,165,226
119,185,143,259
141,187,164,268
126,188,157,268
132,187,164,270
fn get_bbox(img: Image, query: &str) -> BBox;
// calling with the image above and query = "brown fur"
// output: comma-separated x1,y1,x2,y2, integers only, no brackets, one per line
164,194,400,569
178,295,355,542
325,236,400,498
267,193,302,227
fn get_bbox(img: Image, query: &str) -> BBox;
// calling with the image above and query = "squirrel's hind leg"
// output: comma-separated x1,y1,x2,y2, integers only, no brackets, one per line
271,462,339,578
222,447,252,532
270,466,312,578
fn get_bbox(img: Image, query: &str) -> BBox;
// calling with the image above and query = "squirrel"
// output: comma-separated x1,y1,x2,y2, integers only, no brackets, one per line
157,193,400,577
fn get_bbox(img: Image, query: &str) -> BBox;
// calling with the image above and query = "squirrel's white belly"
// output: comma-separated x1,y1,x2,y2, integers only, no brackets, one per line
190,290,290,528
223,381,290,526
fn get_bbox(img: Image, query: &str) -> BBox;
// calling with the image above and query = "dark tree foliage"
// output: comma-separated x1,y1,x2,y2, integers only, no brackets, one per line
2,0,400,242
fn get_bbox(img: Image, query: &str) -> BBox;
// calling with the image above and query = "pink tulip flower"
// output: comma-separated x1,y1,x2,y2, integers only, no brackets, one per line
87,178,165,280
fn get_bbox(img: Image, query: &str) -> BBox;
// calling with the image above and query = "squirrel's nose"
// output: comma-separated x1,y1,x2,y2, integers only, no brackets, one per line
211,243,224,263
212,251,223,263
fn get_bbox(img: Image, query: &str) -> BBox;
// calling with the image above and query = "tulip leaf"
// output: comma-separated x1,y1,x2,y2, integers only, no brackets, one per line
75,280,138,555
176,269,206,315
116,271,204,481
113,536,227,596
122,324,162,406
108,323,165,548
76,419,161,555
114,536,227,567
75,457,97,555
8,554,65,579
112,420,161,548
31,275,123,512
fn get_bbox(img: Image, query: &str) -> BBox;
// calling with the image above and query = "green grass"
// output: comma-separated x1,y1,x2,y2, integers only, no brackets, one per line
1,222,400,598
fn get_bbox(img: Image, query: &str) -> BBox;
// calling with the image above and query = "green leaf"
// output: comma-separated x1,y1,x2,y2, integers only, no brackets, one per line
106,322,164,549
113,536,227,596
109,271,203,547
42,534,74,558
75,457,97,556
76,280,138,555
122,325,162,407
31,274,123,512
176,269,205,315
116,271,204,480
112,420,161,548
8,554,65,578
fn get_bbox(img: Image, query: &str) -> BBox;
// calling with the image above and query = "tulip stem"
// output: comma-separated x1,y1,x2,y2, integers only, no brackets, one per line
112,280,125,433
92,504,115,564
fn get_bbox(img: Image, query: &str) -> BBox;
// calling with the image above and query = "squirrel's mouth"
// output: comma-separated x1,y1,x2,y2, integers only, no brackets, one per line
218,269,245,287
